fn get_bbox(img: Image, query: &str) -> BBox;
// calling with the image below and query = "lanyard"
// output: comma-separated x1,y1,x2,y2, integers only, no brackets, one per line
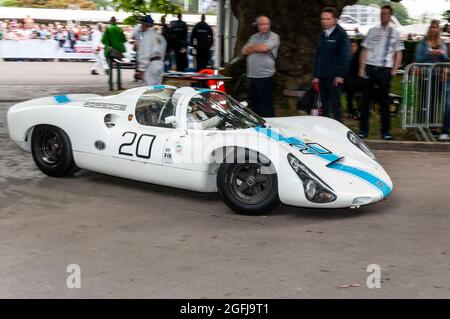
383,27,393,67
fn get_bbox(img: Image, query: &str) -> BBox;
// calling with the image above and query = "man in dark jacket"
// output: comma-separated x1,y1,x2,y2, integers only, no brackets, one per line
170,13,188,71
313,7,351,122
190,14,214,71
160,15,173,71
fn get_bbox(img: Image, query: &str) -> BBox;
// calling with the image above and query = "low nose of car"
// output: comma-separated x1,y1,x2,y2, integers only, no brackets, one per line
320,154,393,207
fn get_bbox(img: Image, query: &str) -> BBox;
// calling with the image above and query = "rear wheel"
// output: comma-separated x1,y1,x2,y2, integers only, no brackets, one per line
31,125,79,177
217,160,279,215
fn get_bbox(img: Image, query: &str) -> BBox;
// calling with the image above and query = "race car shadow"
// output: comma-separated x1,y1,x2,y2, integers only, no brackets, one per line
272,199,396,220
81,172,395,220
35,170,396,222
73,170,221,202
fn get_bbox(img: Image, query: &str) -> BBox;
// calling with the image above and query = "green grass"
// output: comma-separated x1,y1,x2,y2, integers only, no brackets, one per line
275,75,416,140
342,75,415,141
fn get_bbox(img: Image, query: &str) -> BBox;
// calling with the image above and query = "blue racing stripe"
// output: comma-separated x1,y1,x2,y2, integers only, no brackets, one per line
150,85,167,90
255,126,341,162
328,162,392,197
255,126,392,197
53,95,70,104
197,89,214,93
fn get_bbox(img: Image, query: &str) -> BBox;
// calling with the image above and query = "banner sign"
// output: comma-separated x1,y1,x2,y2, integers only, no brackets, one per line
0,39,95,59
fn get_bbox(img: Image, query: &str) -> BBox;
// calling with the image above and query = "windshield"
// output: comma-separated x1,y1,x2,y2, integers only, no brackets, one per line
186,91,266,130
135,88,177,127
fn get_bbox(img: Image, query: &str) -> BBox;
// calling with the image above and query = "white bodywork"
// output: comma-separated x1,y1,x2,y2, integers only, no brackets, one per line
7,85,393,209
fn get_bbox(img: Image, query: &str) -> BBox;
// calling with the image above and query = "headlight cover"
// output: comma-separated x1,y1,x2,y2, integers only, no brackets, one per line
287,154,336,203
347,131,376,161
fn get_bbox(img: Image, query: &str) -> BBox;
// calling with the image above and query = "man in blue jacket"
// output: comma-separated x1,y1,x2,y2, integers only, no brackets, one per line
313,7,351,123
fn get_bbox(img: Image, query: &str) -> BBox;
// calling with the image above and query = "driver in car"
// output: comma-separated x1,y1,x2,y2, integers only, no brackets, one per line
187,103,222,130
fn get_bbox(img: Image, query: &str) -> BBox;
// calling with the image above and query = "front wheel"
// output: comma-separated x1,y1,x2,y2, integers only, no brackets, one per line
217,161,279,215
31,125,79,177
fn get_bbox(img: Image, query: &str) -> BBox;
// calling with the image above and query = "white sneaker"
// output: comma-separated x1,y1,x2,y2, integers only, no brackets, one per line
438,134,450,141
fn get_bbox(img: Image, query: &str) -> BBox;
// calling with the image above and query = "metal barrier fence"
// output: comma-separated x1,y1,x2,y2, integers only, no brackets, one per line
402,63,450,141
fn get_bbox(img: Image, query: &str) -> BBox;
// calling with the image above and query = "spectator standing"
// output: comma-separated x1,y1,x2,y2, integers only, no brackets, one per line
102,16,127,91
313,7,351,123
191,14,214,71
132,22,143,81
344,39,362,119
170,13,188,71
39,24,50,40
67,26,77,50
91,23,109,75
241,15,280,117
416,20,449,64
416,20,450,142
358,5,404,140
137,15,167,86
0,21,4,40
160,15,173,71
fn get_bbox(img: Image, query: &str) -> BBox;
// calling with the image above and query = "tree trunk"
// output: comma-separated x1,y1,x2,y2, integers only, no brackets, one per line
227,0,358,105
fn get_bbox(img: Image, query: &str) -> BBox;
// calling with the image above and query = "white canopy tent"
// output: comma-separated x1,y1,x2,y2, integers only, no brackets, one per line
0,5,238,67
0,6,217,25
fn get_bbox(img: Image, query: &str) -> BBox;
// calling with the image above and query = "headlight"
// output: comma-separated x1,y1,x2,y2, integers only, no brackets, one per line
347,131,376,161
287,154,336,203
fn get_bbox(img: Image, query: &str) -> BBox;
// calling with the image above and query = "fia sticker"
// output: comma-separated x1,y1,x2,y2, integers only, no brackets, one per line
163,148,173,164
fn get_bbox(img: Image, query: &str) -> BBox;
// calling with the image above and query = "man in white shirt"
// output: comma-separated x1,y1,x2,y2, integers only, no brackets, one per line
358,4,404,140
90,23,109,75
137,15,167,86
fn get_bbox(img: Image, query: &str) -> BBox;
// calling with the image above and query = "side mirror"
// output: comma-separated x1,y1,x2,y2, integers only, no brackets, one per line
165,115,177,127
240,101,248,108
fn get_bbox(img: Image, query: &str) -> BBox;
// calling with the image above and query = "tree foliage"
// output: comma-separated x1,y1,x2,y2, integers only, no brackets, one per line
443,9,450,22
111,0,181,25
356,0,411,24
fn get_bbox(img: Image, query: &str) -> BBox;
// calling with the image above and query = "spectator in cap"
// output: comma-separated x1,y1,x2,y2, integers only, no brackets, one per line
137,15,167,86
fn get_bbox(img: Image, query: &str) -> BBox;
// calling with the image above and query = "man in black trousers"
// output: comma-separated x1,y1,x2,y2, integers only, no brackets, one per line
191,14,214,71
242,15,280,117
170,13,188,72
358,5,404,140
313,7,351,123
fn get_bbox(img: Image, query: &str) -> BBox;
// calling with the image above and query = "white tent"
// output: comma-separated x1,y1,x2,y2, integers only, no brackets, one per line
398,24,430,37
0,6,217,25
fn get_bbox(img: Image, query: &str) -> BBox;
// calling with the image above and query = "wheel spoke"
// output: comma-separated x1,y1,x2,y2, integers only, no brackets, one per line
236,172,248,182
249,165,257,177
255,174,268,183
238,182,248,193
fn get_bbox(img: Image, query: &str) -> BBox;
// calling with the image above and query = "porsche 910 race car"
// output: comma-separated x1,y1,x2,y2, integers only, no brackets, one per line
7,85,393,215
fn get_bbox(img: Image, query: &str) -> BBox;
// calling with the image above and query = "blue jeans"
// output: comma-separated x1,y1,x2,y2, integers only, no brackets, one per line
442,80,450,134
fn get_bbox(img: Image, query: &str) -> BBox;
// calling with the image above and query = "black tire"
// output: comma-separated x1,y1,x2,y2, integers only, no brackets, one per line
31,125,79,177
217,158,280,215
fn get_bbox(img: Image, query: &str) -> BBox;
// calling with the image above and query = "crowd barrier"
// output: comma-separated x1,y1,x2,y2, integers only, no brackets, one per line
402,62,450,141
0,39,95,60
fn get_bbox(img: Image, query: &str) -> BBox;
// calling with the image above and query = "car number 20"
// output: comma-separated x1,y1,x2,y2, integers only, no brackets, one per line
118,131,156,159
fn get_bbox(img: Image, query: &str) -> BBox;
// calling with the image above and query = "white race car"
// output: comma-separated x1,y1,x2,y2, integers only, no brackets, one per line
7,85,393,215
